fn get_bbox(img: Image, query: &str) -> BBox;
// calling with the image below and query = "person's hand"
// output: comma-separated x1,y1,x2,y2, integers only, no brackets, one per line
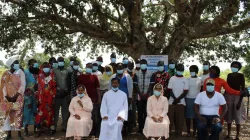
212,118,220,124
74,114,81,120
236,102,241,110
77,100,83,108
158,116,163,123
117,116,124,121
102,116,108,121
198,116,207,124
172,98,180,105
152,116,158,122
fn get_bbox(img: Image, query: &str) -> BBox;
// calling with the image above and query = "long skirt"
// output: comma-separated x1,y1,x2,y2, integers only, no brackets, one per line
66,116,92,137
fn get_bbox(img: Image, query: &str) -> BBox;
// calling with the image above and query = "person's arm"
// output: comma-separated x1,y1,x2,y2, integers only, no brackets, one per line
221,79,240,95
69,98,76,115
237,75,246,109
160,98,169,117
118,94,128,121
194,103,201,118
219,94,228,119
148,73,156,95
18,70,26,94
146,98,154,118
82,98,93,112
100,93,108,118
0,72,7,102
95,75,101,104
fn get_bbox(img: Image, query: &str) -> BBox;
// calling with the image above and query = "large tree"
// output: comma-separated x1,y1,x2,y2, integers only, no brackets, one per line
0,0,250,61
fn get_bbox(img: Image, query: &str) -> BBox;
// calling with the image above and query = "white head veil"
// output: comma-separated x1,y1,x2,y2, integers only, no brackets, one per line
5,56,19,68
153,83,164,96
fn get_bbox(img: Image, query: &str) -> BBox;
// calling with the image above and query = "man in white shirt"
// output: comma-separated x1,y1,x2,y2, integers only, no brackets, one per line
99,78,128,140
195,78,228,140
92,61,102,78
167,64,189,136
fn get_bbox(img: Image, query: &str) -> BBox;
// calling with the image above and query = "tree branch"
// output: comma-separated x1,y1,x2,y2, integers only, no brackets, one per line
194,19,250,38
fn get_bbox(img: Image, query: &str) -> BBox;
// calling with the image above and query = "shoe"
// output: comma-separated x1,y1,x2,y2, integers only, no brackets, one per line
4,136,12,140
48,130,56,136
18,136,24,140
137,129,143,134
35,131,41,138
24,128,29,136
62,129,66,133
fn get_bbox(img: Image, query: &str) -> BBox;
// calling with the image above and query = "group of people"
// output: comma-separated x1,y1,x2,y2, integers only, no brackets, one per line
0,52,246,140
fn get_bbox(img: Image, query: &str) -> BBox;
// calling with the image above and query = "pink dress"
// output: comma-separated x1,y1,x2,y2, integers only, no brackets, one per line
66,95,93,138
143,95,170,138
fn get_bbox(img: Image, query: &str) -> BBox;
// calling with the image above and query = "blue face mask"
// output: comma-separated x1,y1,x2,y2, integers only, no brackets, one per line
158,66,164,72
140,64,147,70
123,59,129,64
117,70,124,74
97,61,103,66
52,63,58,69
111,58,116,63
153,90,161,96
169,64,175,70
73,65,79,70
58,62,64,67
13,64,20,70
93,66,98,71
190,72,196,77
106,71,112,76
231,67,239,73
206,85,215,92
112,87,119,92
43,68,50,73
86,68,92,73
209,73,216,78
33,63,39,68
203,65,209,71
70,61,74,66
77,94,84,98
177,71,184,76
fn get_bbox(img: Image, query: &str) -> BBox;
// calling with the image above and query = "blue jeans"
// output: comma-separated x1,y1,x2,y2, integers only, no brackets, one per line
197,115,222,140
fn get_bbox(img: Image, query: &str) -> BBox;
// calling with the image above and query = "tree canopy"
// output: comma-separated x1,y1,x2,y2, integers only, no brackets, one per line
0,0,250,61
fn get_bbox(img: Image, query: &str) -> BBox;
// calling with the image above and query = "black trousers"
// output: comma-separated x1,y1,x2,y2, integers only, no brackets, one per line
90,104,101,137
137,99,147,131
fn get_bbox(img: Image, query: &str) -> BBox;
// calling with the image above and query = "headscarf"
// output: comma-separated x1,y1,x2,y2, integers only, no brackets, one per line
6,56,19,68
76,85,88,96
101,65,114,81
153,83,164,96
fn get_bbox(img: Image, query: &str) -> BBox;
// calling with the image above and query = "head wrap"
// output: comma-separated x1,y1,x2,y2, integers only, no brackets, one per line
6,56,19,68
153,83,164,96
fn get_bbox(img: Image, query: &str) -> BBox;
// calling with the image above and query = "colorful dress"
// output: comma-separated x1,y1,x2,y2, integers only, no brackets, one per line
66,95,93,138
23,69,38,126
36,71,56,129
0,69,26,131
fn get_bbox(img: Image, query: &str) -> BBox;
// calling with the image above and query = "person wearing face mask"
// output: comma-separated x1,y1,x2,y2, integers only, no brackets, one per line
99,65,114,99
168,59,177,77
143,83,170,140
109,63,133,137
167,63,189,137
200,61,210,90
149,61,170,99
126,60,139,133
92,61,102,79
134,59,154,133
135,58,141,72
67,60,82,99
203,66,241,125
185,65,202,137
23,59,39,136
49,57,58,70
67,57,77,73
77,63,101,138
123,57,129,69
99,78,128,140
224,61,245,140
96,56,104,74
54,57,70,133
35,62,56,137
195,79,227,140
110,52,117,73
0,57,26,140
66,85,93,140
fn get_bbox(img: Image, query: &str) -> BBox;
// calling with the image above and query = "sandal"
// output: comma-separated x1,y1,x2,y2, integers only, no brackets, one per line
234,137,240,140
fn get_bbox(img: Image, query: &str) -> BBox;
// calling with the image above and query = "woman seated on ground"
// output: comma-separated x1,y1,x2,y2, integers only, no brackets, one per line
143,83,170,140
66,85,93,140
